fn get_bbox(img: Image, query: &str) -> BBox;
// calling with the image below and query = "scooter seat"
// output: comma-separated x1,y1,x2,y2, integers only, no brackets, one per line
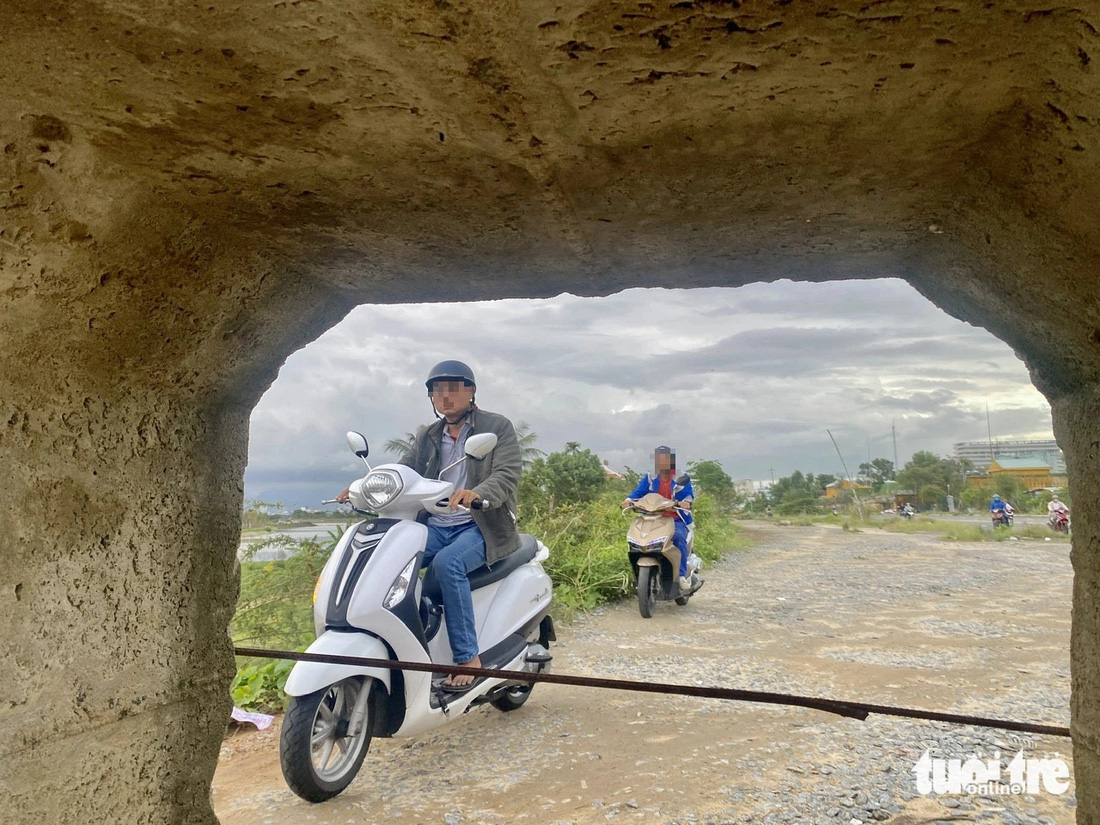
422,533,539,603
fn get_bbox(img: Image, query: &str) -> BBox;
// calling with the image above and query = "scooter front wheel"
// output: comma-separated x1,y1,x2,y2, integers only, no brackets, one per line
637,565,656,619
280,676,374,802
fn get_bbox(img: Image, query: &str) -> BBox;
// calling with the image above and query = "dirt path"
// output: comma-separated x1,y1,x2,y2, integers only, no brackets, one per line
213,524,1075,825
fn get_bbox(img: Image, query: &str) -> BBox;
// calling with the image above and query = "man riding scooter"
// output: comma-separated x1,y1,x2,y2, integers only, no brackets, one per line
1048,494,1070,533
990,494,1013,528
338,359,522,692
621,446,697,591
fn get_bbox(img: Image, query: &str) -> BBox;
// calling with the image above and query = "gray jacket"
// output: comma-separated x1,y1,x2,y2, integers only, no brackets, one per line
399,408,522,565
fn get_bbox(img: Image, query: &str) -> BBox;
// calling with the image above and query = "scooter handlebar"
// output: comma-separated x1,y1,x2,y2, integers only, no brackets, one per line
447,498,489,512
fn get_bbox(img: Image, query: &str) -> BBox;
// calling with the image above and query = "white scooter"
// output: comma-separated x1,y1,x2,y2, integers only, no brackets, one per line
279,431,555,802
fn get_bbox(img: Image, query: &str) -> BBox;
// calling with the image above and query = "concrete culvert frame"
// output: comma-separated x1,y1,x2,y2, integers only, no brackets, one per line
1,1,1099,822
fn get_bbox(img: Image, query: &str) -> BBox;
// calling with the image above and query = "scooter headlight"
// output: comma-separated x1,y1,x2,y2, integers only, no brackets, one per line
384,556,419,610
360,469,403,509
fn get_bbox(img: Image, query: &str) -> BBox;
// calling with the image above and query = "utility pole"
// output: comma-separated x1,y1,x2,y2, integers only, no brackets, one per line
986,402,995,466
768,467,775,485
828,429,864,520
892,421,899,472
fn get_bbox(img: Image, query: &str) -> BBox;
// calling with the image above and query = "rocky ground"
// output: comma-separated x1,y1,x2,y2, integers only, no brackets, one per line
213,522,1076,825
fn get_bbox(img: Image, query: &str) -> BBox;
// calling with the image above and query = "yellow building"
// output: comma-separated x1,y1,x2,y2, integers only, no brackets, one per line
966,458,1068,491
824,479,872,499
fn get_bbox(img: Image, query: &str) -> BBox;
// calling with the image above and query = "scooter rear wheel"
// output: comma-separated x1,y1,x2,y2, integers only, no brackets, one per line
491,684,533,712
280,676,374,802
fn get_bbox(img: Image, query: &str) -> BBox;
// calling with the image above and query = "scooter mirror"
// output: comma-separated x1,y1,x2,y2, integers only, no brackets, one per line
346,431,370,458
464,432,498,459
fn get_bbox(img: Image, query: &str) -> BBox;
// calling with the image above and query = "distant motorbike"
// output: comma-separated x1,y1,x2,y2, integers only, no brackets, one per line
1048,510,1070,534
991,505,1014,529
624,492,702,618
898,505,914,520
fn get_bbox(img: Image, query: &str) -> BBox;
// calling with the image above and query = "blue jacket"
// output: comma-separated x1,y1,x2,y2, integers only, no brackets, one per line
989,498,1008,513
629,473,694,525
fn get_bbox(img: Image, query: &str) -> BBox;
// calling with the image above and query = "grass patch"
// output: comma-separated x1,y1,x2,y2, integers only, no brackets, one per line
879,517,1070,542
994,523,1071,542
880,517,985,541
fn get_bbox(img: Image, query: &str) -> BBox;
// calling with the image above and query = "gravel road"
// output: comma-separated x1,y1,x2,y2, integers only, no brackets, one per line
213,523,1076,825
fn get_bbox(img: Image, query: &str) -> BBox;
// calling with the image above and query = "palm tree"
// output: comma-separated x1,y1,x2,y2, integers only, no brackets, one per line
384,426,425,458
385,422,543,467
516,421,546,469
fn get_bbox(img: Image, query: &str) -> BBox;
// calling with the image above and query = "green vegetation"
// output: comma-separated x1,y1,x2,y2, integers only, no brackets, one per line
230,527,347,712
749,470,838,515
520,442,608,507
878,517,987,541
893,451,971,509
858,458,896,488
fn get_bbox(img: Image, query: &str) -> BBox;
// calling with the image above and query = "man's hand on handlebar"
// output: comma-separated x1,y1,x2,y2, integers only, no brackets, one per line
335,486,351,504
621,499,635,509
450,488,481,511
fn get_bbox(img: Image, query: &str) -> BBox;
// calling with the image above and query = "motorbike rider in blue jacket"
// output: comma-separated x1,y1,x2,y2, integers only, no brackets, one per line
621,445,695,590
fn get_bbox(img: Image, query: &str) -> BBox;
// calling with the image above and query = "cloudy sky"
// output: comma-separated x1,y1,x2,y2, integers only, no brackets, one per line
243,278,1055,509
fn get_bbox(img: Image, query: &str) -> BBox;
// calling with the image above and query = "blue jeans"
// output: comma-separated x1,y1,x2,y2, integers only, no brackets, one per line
422,521,487,664
672,521,690,576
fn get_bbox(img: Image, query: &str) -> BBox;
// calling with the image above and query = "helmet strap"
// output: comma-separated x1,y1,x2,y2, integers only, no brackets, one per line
432,398,477,425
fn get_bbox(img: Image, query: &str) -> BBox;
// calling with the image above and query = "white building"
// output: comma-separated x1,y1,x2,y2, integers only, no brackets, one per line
734,479,758,497
953,439,1065,474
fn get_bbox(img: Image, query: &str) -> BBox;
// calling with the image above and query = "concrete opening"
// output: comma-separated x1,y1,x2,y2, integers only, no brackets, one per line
221,280,1069,816
3,2,1100,823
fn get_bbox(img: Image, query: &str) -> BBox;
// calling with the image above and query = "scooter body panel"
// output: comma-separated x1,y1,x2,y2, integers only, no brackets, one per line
283,630,392,696
476,559,553,647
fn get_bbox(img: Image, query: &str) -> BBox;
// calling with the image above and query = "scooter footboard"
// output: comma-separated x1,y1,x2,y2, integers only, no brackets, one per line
283,630,393,697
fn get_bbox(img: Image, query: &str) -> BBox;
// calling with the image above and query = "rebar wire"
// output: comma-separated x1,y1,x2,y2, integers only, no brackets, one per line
233,646,1070,738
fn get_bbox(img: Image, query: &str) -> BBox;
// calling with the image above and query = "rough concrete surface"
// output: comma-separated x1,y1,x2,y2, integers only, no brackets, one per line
1,1,1099,823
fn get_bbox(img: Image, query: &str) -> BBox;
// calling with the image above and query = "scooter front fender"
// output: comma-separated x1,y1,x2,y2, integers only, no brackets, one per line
283,630,392,697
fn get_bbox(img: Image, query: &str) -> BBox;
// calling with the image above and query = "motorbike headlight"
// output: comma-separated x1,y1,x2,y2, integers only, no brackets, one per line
360,469,403,509
384,556,419,610
645,538,665,548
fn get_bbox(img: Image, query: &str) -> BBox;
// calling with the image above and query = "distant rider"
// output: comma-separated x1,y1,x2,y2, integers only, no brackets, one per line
990,494,1010,523
621,445,696,592
1048,494,1069,526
